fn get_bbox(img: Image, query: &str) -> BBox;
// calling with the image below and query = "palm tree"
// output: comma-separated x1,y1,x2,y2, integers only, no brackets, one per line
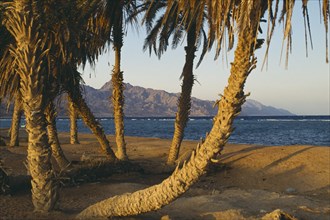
68,97,79,144
143,0,215,165
0,1,17,147
2,0,58,211
9,93,23,147
65,71,117,161
77,0,264,217
45,101,71,170
77,0,329,217
47,0,119,161
93,0,142,160
1,0,117,211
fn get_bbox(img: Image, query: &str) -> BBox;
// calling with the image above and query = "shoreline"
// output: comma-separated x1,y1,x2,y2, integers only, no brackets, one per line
0,131,329,219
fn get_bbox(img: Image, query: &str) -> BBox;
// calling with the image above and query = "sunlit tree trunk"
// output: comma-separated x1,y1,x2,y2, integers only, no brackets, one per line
9,94,23,147
167,23,197,165
67,90,117,161
68,97,79,144
4,1,58,211
77,1,262,218
111,8,128,161
45,101,70,170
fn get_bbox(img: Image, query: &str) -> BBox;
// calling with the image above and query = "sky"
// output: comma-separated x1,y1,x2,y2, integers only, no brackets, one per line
80,1,330,116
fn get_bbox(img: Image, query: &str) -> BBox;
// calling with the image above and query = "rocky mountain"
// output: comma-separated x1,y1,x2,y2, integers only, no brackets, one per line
0,82,294,117
56,82,293,117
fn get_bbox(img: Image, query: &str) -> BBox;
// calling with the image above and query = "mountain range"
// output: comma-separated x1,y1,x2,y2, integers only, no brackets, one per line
55,82,293,117
0,82,293,117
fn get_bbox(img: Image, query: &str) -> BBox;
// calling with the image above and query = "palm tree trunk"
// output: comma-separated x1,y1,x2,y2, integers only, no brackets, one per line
23,98,58,212
45,101,70,170
167,25,197,165
68,97,79,144
77,2,262,218
4,1,58,212
9,94,23,147
67,90,117,161
112,12,128,161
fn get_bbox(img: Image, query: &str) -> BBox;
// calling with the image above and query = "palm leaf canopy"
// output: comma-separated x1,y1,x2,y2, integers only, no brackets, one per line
0,1,20,102
89,0,141,50
0,0,106,102
143,0,216,67
175,0,329,65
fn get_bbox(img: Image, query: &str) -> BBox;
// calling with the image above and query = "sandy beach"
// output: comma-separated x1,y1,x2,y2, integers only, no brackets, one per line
0,129,329,219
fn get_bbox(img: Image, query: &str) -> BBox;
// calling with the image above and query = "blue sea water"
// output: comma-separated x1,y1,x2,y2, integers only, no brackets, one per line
0,116,329,146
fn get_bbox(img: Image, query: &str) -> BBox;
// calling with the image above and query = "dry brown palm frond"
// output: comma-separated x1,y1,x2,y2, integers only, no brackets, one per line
322,0,329,62
204,0,329,67
262,0,280,70
266,0,328,67
302,0,314,58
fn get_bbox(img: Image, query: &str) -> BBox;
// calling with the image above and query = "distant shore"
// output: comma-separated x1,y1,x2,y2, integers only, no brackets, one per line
0,130,329,219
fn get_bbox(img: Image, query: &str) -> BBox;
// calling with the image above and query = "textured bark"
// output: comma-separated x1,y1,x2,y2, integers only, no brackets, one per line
24,99,58,212
4,1,58,212
9,94,23,147
167,25,197,165
77,2,262,218
68,97,79,144
111,10,128,161
67,91,117,161
45,101,70,170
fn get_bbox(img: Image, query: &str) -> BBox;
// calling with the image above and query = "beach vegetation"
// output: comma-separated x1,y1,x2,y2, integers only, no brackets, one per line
0,0,328,218
91,0,145,161
143,0,215,165
77,0,329,218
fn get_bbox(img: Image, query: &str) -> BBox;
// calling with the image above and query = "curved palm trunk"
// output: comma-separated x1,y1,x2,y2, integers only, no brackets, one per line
5,1,58,211
112,11,128,161
77,2,262,218
67,91,117,161
45,101,70,170
167,25,197,165
9,94,23,147
68,97,79,144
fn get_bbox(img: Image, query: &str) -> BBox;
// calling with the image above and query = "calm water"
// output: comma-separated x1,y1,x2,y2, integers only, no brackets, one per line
0,116,329,146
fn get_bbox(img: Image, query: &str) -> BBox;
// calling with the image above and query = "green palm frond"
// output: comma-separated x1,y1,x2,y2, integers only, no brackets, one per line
143,15,164,55
144,0,212,67
196,29,208,68
142,0,167,32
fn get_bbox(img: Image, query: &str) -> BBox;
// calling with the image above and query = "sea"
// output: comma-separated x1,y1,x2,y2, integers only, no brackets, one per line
0,115,329,146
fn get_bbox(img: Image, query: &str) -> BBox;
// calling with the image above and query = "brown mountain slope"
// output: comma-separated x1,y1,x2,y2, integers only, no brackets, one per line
0,82,293,117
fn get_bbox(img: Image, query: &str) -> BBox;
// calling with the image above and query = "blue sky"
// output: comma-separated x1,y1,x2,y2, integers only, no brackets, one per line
80,1,329,115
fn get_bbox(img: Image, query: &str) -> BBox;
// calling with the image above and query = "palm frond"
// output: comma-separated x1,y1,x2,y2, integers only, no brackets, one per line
143,15,164,56
322,0,329,62
302,0,313,59
196,29,208,68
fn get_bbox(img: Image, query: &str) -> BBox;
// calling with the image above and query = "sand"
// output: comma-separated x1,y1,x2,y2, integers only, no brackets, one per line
0,129,329,219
